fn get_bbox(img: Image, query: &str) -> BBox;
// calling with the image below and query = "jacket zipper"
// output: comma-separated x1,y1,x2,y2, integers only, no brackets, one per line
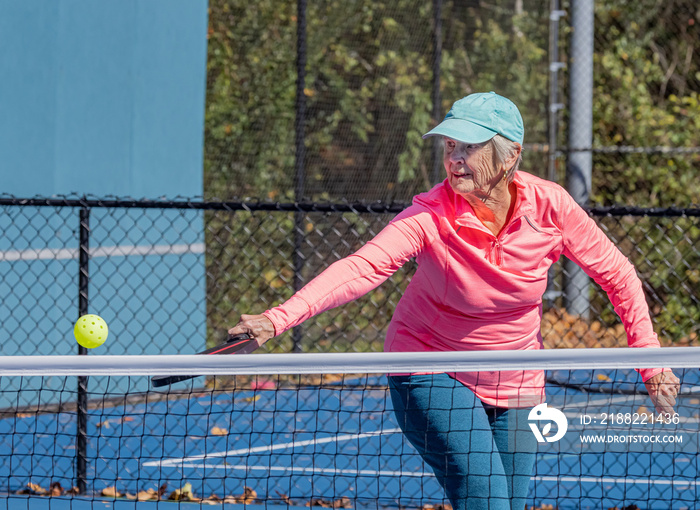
487,215,523,267
457,212,528,268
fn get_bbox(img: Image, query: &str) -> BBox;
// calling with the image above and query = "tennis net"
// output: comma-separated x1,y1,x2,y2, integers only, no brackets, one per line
1,348,699,510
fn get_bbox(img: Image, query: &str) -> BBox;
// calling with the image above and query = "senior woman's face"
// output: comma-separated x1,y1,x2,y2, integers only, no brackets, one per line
443,138,500,196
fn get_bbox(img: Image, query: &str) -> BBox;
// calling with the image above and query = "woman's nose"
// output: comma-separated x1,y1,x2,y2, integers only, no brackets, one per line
450,149,466,164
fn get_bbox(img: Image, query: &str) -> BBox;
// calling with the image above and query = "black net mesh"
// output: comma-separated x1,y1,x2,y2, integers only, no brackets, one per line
1,351,698,509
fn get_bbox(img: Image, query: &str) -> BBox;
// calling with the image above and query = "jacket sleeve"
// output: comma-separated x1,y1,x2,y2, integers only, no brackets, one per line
262,205,438,335
557,191,666,382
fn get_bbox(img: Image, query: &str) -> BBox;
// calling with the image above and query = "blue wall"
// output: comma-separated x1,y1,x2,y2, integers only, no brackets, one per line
0,0,209,386
0,0,208,197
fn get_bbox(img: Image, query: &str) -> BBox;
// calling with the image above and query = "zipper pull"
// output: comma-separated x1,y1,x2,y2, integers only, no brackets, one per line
488,240,504,266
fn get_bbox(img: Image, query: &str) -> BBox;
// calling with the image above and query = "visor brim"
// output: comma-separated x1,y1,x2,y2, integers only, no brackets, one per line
422,118,498,144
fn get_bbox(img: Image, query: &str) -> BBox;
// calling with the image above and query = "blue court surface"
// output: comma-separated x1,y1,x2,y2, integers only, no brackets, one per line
1,369,699,510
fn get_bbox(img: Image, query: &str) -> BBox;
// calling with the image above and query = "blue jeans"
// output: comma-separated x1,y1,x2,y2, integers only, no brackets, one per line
389,373,536,510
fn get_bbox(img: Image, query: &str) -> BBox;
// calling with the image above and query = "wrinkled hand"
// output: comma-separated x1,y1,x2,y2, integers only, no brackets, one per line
228,314,276,350
644,370,681,414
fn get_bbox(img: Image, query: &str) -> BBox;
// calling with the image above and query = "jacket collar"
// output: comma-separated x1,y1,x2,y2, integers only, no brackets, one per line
446,172,535,229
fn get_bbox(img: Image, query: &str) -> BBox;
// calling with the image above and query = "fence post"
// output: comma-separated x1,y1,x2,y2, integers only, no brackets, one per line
430,0,443,186
548,0,565,183
293,0,308,352
544,0,566,306
565,0,594,319
76,205,90,494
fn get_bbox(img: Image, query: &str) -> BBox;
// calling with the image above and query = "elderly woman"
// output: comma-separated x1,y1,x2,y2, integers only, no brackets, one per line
229,92,680,510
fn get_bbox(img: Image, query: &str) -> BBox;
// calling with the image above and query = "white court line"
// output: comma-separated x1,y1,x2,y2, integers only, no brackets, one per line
167,464,432,477
533,476,700,487
144,426,698,488
0,243,204,261
144,462,700,488
143,428,402,468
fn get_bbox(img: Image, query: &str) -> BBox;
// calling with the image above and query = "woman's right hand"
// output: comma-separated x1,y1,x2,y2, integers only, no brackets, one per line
644,370,681,415
228,314,276,349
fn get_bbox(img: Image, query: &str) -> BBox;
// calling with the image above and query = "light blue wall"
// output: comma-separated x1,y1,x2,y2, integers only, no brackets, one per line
0,0,208,196
0,0,209,390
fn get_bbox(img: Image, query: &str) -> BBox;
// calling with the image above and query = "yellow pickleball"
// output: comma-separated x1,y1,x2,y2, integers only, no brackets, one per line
74,314,109,349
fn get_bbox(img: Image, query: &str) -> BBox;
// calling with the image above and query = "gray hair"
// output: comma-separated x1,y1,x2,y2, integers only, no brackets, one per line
488,135,522,183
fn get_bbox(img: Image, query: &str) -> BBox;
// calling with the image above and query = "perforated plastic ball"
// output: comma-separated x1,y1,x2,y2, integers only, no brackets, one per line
74,314,109,349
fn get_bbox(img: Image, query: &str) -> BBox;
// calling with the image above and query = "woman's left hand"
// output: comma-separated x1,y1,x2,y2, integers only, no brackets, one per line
644,370,681,414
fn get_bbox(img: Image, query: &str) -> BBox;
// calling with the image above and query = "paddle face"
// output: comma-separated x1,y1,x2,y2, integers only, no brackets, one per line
151,333,257,388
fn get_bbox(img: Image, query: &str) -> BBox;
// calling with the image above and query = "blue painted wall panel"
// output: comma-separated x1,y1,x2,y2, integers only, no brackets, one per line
0,2,60,193
0,1,209,408
0,0,208,197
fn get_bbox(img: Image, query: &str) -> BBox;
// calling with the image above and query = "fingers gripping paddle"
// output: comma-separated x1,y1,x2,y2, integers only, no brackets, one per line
151,333,258,388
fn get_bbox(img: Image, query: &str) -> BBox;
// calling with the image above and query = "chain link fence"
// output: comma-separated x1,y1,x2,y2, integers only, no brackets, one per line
201,0,698,337
0,1,696,356
0,197,697,357
204,0,699,206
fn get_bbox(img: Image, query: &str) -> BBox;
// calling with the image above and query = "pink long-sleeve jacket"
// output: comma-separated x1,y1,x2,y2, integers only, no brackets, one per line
263,171,665,407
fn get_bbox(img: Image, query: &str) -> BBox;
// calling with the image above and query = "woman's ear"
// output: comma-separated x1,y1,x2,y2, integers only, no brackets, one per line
505,143,522,169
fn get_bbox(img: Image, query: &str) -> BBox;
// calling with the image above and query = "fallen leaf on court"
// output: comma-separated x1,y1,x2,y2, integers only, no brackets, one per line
15,483,46,495
203,494,221,503
202,495,222,505
15,413,32,418
49,482,64,496
28,483,47,495
101,486,122,498
136,489,159,501
240,395,261,403
596,374,611,382
689,398,700,405
422,505,452,510
306,497,351,508
169,482,198,501
223,487,257,504
96,420,110,428
210,426,228,436
123,416,135,422
276,491,293,504
65,486,80,496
